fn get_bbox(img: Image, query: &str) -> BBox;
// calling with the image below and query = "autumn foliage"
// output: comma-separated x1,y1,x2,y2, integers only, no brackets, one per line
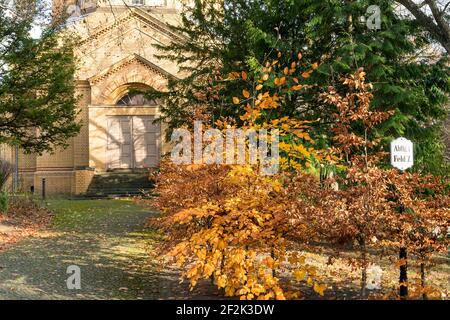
303,70,449,298
144,58,449,299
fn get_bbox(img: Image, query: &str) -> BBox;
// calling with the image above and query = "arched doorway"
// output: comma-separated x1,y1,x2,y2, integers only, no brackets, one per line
106,90,160,171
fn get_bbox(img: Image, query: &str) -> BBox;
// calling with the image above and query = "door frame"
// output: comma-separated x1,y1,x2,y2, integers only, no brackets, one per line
106,115,160,170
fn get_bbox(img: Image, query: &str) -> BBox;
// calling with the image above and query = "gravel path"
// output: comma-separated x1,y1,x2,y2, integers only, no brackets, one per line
0,199,218,300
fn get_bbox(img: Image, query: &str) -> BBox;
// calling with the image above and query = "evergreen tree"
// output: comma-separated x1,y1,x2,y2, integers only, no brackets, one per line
151,0,449,174
0,0,80,154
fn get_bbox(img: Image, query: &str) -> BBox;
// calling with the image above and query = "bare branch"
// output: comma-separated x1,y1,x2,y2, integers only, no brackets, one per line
395,0,450,54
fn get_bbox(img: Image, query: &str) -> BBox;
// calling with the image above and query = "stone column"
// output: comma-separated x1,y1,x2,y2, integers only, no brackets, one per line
72,80,95,194
74,80,91,169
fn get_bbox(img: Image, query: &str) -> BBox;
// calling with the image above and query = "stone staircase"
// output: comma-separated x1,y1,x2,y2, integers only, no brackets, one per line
83,171,154,198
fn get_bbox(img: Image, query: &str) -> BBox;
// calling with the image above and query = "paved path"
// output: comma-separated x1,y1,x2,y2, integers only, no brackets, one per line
0,199,217,300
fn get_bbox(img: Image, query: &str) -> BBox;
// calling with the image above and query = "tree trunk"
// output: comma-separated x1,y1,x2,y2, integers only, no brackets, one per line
399,247,408,299
359,238,367,299
271,246,276,278
395,0,450,54
420,262,428,300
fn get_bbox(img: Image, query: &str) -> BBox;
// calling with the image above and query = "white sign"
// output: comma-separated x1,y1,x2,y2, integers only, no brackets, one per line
390,137,413,171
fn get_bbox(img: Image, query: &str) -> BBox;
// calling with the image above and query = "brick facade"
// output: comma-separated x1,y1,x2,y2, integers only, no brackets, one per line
11,2,183,195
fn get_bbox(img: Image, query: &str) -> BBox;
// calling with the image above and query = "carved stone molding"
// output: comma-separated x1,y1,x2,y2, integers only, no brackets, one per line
88,54,175,105
78,8,185,48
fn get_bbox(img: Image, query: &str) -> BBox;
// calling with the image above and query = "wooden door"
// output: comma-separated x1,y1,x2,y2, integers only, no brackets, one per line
107,116,133,169
107,116,160,170
132,116,160,168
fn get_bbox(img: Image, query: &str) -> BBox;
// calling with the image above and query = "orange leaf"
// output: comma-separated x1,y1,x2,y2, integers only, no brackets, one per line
294,269,306,281
301,71,311,79
232,97,240,105
313,283,327,296
242,89,250,99
217,276,227,288
263,256,275,269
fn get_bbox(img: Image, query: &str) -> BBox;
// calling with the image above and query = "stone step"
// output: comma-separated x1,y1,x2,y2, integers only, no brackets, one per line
84,172,154,198
89,183,154,189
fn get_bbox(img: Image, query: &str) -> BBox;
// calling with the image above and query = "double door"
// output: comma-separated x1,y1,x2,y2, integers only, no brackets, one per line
107,116,160,170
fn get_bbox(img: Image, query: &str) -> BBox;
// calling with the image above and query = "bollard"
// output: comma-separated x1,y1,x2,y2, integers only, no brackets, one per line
42,178,46,200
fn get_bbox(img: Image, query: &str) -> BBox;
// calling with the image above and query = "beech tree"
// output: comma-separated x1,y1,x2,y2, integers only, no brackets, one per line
0,0,80,153
297,70,449,299
147,67,449,300
147,54,330,300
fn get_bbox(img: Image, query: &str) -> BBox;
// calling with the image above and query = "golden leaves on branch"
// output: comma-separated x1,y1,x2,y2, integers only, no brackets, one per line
226,52,327,171
151,160,324,300
274,77,286,86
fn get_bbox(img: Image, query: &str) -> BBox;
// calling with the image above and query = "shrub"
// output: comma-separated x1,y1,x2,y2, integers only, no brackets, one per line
0,160,14,190
0,191,9,214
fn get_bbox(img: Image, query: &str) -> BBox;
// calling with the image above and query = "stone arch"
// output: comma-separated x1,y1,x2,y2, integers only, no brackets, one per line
89,55,171,105
110,83,154,105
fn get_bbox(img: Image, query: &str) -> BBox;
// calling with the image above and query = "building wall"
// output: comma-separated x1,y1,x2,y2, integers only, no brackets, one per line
15,4,182,195
18,151,36,193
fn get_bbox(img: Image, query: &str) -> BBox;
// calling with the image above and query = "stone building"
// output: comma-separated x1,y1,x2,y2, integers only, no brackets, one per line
12,0,185,195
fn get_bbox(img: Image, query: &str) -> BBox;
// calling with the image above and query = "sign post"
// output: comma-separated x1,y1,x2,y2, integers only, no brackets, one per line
390,137,413,299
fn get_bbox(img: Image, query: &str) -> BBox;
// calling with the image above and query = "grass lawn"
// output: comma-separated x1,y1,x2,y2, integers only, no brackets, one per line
0,198,220,299
47,199,155,232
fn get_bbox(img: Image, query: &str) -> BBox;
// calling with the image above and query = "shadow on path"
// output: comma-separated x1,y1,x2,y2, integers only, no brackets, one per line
0,199,219,300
